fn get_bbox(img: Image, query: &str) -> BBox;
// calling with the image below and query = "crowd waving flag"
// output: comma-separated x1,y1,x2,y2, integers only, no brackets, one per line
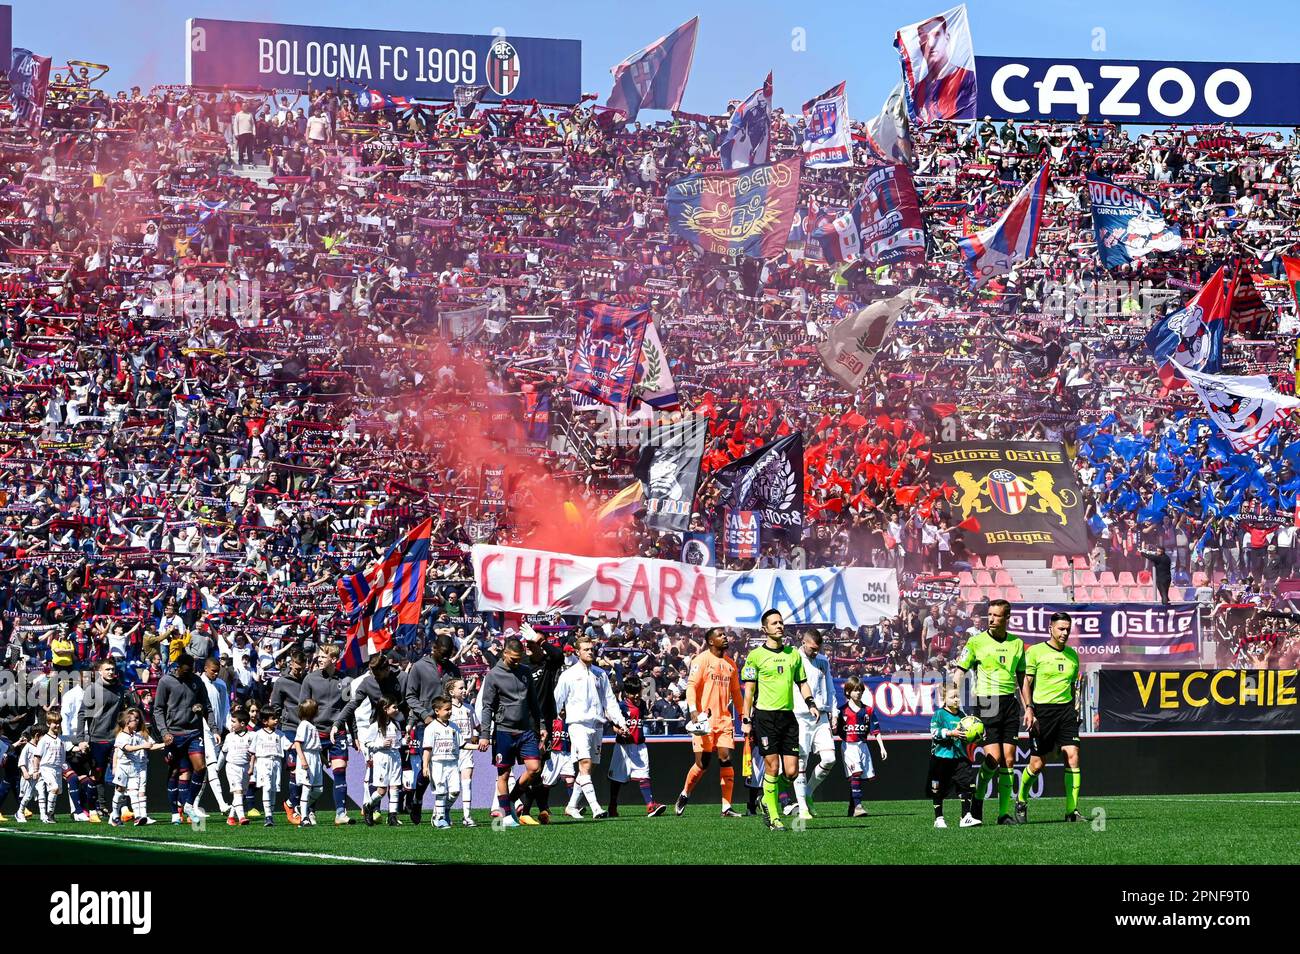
631,318,679,410
801,82,852,168
1226,265,1271,336
606,16,699,123
666,156,802,259
1087,174,1182,270
957,162,1049,285
720,72,773,170
338,517,433,671
814,163,925,266
566,302,651,408
894,4,978,123
1177,366,1300,453
1144,266,1227,390
714,433,805,539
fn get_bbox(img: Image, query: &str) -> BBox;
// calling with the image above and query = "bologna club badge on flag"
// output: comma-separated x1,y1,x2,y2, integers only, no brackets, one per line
487,39,521,97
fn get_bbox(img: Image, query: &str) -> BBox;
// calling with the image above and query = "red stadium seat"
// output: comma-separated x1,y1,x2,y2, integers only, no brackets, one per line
958,570,976,587
970,556,985,570
1051,555,1069,571
983,555,1003,570
1105,586,1128,602
1129,586,1152,601
1192,571,1209,587
1006,587,1023,602
1097,571,1117,587
973,570,994,587
1071,556,1089,570
993,570,1014,586
1117,571,1137,587
1076,570,1099,587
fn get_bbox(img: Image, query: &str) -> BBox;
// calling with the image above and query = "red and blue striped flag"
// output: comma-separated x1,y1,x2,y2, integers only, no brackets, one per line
606,16,699,123
957,162,1049,286
338,517,432,671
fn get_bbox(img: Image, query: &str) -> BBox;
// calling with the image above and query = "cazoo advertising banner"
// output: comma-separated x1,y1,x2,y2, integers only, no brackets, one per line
1098,669,1300,731
186,18,582,104
471,545,898,629
931,442,1087,554
976,56,1300,126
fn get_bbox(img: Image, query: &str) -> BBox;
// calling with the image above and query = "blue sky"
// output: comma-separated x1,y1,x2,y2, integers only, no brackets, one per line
10,0,1297,115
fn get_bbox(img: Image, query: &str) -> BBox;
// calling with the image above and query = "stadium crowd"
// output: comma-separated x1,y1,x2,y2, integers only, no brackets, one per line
1,62,1299,808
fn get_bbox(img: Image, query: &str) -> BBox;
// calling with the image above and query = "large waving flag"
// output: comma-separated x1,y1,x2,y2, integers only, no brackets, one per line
606,16,699,123
631,319,679,409
957,163,1049,286
801,82,852,168
1087,175,1181,269
863,82,914,165
667,156,801,260
596,480,645,525
1178,366,1300,453
8,49,52,130
338,517,432,671
720,72,772,170
894,5,978,123
567,303,651,408
1144,266,1227,389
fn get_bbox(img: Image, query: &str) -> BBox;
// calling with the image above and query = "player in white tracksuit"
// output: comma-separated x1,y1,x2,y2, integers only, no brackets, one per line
251,709,288,825
111,709,161,825
420,696,463,828
553,637,626,820
447,678,479,826
361,699,403,826
293,699,324,826
791,630,837,818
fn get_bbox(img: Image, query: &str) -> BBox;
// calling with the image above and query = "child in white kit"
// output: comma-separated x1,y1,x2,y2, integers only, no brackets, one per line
293,698,324,827
218,705,253,825
362,697,402,827
32,711,67,823
111,708,162,826
251,706,288,826
420,695,462,829
13,726,41,823
447,678,479,826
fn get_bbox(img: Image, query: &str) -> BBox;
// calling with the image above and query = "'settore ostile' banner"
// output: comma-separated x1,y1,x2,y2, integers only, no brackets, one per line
1008,603,1201,667
186,18,582,104
471,544,898,629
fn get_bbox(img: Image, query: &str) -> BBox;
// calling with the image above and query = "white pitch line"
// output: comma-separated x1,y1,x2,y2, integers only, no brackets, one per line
1103,796,1300,805
0,826,417,864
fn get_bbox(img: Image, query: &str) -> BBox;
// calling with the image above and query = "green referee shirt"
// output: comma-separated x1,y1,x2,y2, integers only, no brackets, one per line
956,630,1026,697
1025,641,1080,705
741,644,805,712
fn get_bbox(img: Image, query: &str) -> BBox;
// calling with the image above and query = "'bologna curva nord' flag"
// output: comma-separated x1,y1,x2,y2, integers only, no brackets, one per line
957,162,1049,286
1145,266,1227,390
667,156,802,260
566,302,651,408
339,517,432,671
606,16,699,123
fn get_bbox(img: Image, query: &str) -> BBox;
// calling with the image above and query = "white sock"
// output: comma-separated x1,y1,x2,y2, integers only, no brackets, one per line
299,787,314,819
793,774,809,811
111,789,126,820
130,790,146,819
810,761,833,794
579,775,602,813
263,791,274,817
434,794,446,822
209,777,229,813
232,790,245,820
567,782,583,811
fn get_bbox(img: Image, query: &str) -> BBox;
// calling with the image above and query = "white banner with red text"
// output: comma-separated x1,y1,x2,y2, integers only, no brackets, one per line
471,544,898,629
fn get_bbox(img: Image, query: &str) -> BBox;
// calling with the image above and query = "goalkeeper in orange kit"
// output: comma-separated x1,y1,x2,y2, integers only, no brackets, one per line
674,627,745,817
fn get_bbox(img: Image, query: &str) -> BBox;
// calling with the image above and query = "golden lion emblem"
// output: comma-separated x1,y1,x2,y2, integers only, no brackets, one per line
682,194,782,243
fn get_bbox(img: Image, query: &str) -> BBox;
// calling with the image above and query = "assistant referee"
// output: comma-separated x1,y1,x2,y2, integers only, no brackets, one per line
741,609,821,831
1016,611,1082,823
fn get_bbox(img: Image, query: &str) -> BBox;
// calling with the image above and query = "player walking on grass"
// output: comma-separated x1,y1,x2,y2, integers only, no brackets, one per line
952,599,1026,826
477,637,546,828
1016,612,1083,823
790,629,837,820
676,627,744,818
741,609,821,831
553,634,625,821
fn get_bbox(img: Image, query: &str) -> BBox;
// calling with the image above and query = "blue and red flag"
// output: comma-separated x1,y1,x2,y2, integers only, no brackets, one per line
566,303,650,408
1145,266,1228,390
667,156,802,260
957,162,1049,285
338,517,432,671
606,16,699,123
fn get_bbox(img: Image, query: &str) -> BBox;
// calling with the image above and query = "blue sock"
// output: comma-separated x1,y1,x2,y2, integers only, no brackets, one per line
0,780,11,807
167,776,180,812
81,779,98,812
332,768,348,811
849,776,863,807
64,772,83,814
179,776,193,808
638,779,654,805
289,780,301,805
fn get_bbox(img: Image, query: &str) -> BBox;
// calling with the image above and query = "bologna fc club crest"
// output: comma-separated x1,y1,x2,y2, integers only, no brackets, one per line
486,39,521,97
986,469,1030,516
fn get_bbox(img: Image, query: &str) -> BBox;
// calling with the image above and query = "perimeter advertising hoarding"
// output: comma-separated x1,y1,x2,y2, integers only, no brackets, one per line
976,55,1300,126
186,17,581,104
1098,669,1299,731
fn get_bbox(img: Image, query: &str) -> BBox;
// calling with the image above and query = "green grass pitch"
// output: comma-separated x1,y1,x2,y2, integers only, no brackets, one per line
3,794,1296,865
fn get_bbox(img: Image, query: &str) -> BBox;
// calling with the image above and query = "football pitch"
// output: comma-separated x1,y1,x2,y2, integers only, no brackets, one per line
2,793,1296,865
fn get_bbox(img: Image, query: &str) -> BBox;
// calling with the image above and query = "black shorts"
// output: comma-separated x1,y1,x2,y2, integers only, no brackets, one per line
924,756,976,799
1029,703,1080,757
974,694,1022,746
751,709,799,758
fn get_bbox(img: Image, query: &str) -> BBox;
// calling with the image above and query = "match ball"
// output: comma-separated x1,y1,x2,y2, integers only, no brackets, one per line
957,716,984,741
